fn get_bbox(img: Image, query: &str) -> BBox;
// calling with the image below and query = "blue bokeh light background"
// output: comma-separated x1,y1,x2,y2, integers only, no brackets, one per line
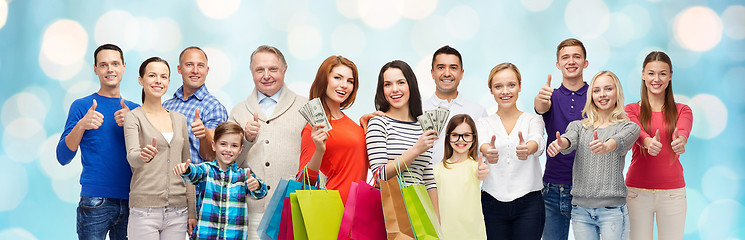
1,0,744,239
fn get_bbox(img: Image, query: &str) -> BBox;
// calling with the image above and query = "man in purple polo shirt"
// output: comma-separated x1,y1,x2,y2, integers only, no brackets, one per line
534,38,589,240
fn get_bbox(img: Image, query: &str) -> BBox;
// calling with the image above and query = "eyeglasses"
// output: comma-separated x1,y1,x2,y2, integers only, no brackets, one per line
448,132,474,142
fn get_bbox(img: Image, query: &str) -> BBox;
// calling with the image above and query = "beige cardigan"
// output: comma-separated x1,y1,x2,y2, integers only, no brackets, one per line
228,85,307,213
124,107,196,219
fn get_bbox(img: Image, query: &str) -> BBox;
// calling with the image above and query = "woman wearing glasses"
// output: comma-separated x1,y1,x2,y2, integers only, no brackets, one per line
476,63,546,240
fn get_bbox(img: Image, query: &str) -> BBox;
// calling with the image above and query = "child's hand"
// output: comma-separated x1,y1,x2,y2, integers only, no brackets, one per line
481,135,499,164
311,123,329,152
516,131,529,160
246,169,260,191
547,132,567,157
172,159,192,176
477,159,489,180
140,137,158,162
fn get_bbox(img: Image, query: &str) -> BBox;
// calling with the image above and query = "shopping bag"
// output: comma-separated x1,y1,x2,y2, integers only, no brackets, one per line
344,180,387,240
380,174,415,240
337,181,359,239
278,197,294,240
402,184,443,240
290,193,309,240
295,189,345,240
258,179,315,240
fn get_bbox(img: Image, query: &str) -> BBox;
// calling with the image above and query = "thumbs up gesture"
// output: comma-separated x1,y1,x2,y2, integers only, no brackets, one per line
516,131,529,160
246,168,261,191
589,130,608,155
476,158,490,180
480,135,499,164
191,108,207,139
80,99,104,130
140,137,159,163
114,99,130,127
537,74,554,104
547,131,568,157
646,130,663,156
173,159,192,176
244,112,261,142
670,128,686,155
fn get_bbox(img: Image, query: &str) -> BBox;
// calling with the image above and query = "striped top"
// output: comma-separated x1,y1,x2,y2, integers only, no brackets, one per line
366,116,436,190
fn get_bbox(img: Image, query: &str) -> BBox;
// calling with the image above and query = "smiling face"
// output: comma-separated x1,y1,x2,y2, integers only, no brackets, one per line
251,51,286,96
448,122,474,155
643,60,672,97
383,68,411,112
212,133,243,169
431,53,463,96
138,62,170,100
178,48,209,92
555,45,588,81
490,69,521,109
591,75,618,112
94,49,126,90
324,65,355,107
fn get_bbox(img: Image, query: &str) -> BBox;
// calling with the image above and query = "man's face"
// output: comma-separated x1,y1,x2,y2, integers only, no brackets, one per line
94,49,126,89
555,45,588,80
177,48,209,91
251,51,286,96
430,53,463,95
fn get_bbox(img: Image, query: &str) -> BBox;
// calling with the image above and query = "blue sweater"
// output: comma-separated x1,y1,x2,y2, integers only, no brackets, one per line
56,93,140,199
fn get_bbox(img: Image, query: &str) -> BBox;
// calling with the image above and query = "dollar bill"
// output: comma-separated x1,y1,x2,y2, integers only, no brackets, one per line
417,114,435,132
298,98,333,131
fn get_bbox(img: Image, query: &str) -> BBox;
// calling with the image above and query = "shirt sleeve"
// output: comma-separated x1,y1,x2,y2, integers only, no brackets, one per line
297,124,319,184
124,112,146,169
526,115,546,157
56,100,85,165
181,163,210,184
610,121,641,156
366,117,389,181
561,121,582,154
203,102,228,129
248,169,269,199
624,103,648,147
675,104,693,139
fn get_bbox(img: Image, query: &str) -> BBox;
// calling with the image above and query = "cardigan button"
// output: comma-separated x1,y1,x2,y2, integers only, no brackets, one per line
265,139,270,144
267,185,271,190
265,162,270,167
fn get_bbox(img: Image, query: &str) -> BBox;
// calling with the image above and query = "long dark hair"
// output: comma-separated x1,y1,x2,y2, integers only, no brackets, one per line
442,114,479,169
374,60,423,119
639,51,677,140
138,57,170,102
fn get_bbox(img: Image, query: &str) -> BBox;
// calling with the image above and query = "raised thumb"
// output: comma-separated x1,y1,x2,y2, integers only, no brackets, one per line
194,108,201,122
120,98,129,110
253,112,259,122
593,130,599,140
152,137,157,147
654,129,660,141
546,74,552,87
672,128,679,140
90,99,98,111
518,131,525,145
186,159,191,165
490,135,496,148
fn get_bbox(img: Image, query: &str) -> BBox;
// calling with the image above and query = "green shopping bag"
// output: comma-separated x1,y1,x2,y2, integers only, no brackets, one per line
401,184,443,240
295,189,344,240
290,193,308,240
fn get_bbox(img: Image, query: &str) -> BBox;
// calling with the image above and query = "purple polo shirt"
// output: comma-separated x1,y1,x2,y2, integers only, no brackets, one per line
540,82,588,185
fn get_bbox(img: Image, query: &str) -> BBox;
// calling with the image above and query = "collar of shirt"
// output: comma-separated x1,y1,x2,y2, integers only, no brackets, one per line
428,92,465,107
205,161,240,173
557,82,588,96
257,87,283,104
173,85,209,101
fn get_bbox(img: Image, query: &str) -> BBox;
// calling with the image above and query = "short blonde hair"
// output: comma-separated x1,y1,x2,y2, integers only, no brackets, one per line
487,62,521,88
581,71,628,128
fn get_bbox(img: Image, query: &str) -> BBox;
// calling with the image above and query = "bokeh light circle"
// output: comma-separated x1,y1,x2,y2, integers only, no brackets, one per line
414,56,435,99
0,160,28,211
0,228,37,240
520,0,552,12
53,176,82,204
41,20,88,65
673,6,722,52
336,0,360,19
722,5,745,40
202,47,232,91
151,17,182,53
287,25,322,60
564,0,610,39
330,23,366,58
698,200,743,239
197,0,240,19
0,0,8,30
410,15,454,56
2,92,47,127
394,0,437,20
3,118,46,163
40,133,83,180
701,166,740,202
94,10,139,52
358,0,402,29
446,6,480,40
683,94,727,139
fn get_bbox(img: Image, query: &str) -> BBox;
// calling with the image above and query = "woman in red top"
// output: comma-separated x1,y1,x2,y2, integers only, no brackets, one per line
625,51,693,240
297,56,369,204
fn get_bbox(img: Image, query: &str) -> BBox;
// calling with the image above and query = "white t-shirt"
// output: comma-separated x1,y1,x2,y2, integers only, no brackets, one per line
423,93,488,165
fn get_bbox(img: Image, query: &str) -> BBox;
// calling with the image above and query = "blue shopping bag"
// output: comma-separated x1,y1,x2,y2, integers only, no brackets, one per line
257,179,315,240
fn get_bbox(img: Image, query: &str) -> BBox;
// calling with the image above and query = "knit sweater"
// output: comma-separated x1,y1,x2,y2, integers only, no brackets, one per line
560,120,640,208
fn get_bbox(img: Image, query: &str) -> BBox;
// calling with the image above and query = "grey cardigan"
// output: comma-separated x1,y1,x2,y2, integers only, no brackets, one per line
228,86,307,213
561,120,640,208
124,107,196,219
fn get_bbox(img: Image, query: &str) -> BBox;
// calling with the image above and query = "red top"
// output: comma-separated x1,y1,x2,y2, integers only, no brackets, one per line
624,103,693,189
297,114,369,204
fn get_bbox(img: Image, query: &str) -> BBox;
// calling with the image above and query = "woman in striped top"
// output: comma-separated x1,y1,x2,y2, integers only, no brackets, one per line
366,60,439,211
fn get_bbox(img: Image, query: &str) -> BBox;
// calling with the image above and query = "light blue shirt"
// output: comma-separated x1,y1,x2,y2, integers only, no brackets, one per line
257,87,283,117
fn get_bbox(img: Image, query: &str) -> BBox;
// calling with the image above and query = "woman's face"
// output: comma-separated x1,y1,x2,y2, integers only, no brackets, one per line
591,75,617,112
139,62,170,99
324,65,355,106
490,69,521,109
448,122,474,155
382,68,410,111
643,60,671,97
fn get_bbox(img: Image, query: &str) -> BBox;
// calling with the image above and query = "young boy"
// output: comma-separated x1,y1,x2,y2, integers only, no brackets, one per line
173,122,267,239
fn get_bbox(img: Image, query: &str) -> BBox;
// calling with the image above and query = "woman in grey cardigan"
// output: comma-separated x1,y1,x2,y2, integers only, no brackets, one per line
124,57,196,239
546,71,640,240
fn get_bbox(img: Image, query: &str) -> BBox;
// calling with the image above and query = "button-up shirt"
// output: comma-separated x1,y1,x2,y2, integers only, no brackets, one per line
423,93,488,164
540,82,588,185
257,87,283,118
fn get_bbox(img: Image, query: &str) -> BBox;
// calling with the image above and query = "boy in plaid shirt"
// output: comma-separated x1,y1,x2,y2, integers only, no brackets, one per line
174,122,268,240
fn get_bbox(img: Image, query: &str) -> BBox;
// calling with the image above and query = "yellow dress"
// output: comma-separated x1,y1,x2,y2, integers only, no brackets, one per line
433,158,487,240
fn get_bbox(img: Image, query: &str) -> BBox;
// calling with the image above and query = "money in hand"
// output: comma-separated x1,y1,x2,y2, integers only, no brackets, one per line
298,98,333,131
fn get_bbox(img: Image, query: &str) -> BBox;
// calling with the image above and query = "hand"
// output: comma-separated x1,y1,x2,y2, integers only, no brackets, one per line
670,128,686,155
114,99,130,127
481,135,499,164
172,159,192,176
646,130,662,156
310,123,328,152
191,108,207,139
414,129,438,154
516,131,529,160
244,112,261,142
589,130,612,155
246,169,260,191
477,158,489,180
536,74,554,104
547,131,566,157
140,137,158,162
360,111,386,132
79,99,104,130
188,218,196,236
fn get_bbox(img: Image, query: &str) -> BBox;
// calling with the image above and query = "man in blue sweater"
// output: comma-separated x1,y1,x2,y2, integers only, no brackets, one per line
56,44,139,240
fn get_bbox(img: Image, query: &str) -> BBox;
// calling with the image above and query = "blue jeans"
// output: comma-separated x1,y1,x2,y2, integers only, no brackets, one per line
482,191,545,240
77,196,129,240
542,182,573,240
571,204,630,240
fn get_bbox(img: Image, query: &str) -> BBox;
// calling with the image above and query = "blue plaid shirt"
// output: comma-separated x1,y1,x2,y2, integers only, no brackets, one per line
163,85,228,164
181,161,268,240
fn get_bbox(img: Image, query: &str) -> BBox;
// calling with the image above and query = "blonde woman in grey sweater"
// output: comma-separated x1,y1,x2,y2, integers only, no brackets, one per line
546,71,640,240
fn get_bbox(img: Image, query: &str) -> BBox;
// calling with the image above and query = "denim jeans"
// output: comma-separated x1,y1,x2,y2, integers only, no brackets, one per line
541,182,573,240
76,196,129,240
482,191,545,240
571,204,630,240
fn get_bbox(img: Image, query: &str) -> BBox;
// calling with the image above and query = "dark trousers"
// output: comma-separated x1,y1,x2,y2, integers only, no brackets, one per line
482,190,545,240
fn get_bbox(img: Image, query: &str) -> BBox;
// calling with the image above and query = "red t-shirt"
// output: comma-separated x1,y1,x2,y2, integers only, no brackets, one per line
297,114,369,204
624,103,693,189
